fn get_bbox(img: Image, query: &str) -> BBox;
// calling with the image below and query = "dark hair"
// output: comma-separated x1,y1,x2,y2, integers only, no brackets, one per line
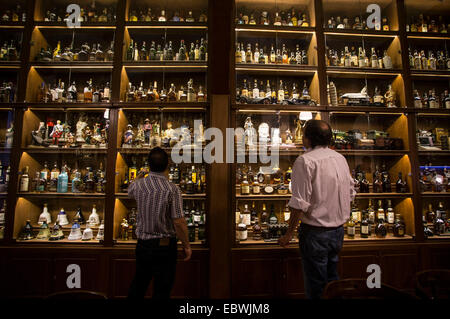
148,147,169,173
303,120,332,149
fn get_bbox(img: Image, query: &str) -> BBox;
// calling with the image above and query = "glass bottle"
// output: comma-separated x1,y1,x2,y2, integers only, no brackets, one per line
19,166,30,192
260,203,268,225
240,174,250,195
386,200,395,224
269,204,278,225
347,217,355,239
236,216,247,241
242,204,251,226
393,214,405,237
375,219,387,238
377,200,385,221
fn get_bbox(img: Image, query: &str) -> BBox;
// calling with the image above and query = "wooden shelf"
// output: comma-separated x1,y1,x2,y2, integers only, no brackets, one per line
125,22,208,29
233,104,323,112
324,29,398,37
17,192,106,199
418,151,450,156
113,102,208,110
14,238,102,244
22,147,108,154
235,25,315,34
326,66,402,77
236,63,317,75
414,109,450,115
410,70,450,77
407,32,450,40
0,61,21,69
123,62,207,72
0,22,25,28
336,150,409,156
327,106,407,114
118,146,204,154
25,103,110,109
115,193,206,199
32,62,114,70
421,192,450,198
0,148,12,154
236,193,412,200
35,22,116,29
114,239,205,246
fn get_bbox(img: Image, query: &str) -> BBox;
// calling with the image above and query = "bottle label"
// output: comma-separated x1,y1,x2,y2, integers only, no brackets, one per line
252,185,260,194
348,227,355,235
361,225,369,234
237,230,247,241
242,214,251,226
20,178,29,191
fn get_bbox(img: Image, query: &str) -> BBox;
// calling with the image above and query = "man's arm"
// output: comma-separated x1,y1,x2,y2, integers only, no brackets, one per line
278,207,302,247
173,218,191,261
170,185,191,261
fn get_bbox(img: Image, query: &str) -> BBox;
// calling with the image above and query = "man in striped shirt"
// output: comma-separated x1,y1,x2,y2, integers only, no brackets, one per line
127,147,191,299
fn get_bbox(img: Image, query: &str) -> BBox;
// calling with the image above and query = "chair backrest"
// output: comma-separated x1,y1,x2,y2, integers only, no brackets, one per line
46,290,107,300
415,269,450,300
323,278,416,299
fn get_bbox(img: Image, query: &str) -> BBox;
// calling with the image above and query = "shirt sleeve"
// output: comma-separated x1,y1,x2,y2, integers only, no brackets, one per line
128,179,136,199
349,173,356,201
170,185,184,219
288,157,312,213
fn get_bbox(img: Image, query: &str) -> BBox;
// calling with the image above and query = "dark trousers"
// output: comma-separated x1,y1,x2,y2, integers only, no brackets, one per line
298,223,344,299
128,238,177,299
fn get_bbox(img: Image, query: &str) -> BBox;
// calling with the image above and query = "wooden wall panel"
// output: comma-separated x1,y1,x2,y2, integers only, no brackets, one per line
7,257,52,297
339,253,379,279
284,256,305,298
380,251,419,290
53,257,101,292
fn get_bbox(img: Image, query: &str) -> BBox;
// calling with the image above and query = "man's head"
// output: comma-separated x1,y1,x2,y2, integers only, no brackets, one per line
303,119,333,149
148,147,169,173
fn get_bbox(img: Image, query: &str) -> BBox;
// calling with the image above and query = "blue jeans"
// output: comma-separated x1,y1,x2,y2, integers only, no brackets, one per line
298,223,344,299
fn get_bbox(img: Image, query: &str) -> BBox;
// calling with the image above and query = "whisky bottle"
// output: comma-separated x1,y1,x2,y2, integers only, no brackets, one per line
134,42,139,61
245,43,252,63
158,10,166,22
241,174,250,195
19,166,30,192
252,79,259,98
282,44,288,64
95,43,104,61
413,89,422,108
361,212,370,238
351,201,361,223
48,162,60,192
283,202,290,222
277,80,284,102
106,41,114,61
260,203,268,225
237,216,248,241
252,175,261,194
84,79,93,103
347,217,355,239
396,172,408,193
375,219,387,238
89,43,97,61
242,204,251,226
127,40,134,61
386,200,395,224
393,214,405,237
178,40,186,61
269,204,278,224
377,200,385,221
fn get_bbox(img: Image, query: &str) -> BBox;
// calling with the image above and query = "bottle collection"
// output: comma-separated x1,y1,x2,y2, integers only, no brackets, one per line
326,46,394,69
28,114,108,149
346,199,406,239
129,8,207,23
352,164,408,194
236,8,309,27
0,82,16,103
235,42,309,65
423,202,449,237
328,83,397,107
122,118,205,149
409,49,450,70
120,160,206,195
43,1,115,23
37,79,111,104
34,42,114,62
1,4,26,22
126,39,207,62
236,201,290,242
417,128,449,151
0,41,20,61
236,165,292,196
0,160,11,192
184,201,207,243
413,89,450,109
236,79,316,105
19,161,106,194
332,129,404,150
406,14,449,33
119,207,137,241
325,15,390,31
125,79,206,103
18,204,104,241
0,199,6,239
419,165,450,193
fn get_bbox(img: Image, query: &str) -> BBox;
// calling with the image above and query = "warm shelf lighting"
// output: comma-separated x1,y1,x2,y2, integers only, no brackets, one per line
235,27,315,34
32,65,114,70
236,67,316,73
324,31,397,38
407,35,450,40
127,25,207,29
36,25,116,30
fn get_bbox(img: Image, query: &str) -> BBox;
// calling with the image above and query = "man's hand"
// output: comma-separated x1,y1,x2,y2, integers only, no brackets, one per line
183,246,192,261
278,232,293,248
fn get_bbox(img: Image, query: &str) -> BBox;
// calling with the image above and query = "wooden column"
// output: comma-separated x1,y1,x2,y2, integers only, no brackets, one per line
208,0,233,298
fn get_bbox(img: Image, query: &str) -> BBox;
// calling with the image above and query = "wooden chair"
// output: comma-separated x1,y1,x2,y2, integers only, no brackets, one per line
323,278,417,299
415,269,450,300
46,290,107,300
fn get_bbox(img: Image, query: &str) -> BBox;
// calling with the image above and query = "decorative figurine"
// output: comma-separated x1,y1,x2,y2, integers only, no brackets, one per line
76,113,88,144
38,203,51,225
150,121,161,147
63,125,76,148
56,208,69,226
36,221,50,240
92,123,103,145
179,122,191,146
122,124,134,148
143,118,152,146
68,219,82,240
49,222,64,241
285,129,293,144
340,86,371,106
88,204,100,227
5,122,13,148
384,84,397,108
271,127,281,147
49,120,64,147
18,220,35,240
82,126,96,148
135,124,145,147
30,122,48,147
121,218,129,241
194,122,206,145
258,122,270,146
96,220,104,241
81,223,93,241
244,117,256,147
163,121,176,147
294,112,313,145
